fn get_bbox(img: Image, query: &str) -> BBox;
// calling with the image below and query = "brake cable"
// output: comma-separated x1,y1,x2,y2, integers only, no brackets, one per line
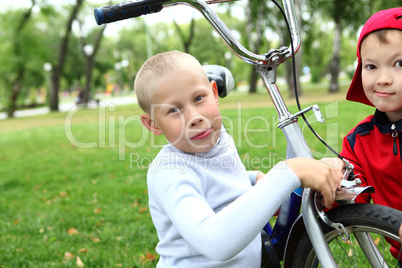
271,0,344,160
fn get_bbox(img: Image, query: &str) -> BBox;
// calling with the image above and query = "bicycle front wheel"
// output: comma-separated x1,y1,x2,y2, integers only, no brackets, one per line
292,203,402,267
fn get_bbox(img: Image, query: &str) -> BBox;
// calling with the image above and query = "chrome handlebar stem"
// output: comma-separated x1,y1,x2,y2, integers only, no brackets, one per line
163,0,301,66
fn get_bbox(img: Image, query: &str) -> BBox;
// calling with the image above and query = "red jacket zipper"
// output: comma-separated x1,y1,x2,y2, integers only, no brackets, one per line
391,123,398,156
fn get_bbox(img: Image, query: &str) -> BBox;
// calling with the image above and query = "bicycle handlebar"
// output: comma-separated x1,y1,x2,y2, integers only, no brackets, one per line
94,0,166,25
94,0,301,66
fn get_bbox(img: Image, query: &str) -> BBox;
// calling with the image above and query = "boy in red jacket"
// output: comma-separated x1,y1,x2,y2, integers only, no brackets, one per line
340,7,402,264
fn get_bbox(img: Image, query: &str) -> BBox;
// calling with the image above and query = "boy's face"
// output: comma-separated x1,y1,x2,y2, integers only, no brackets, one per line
142,70,222,153
361,30,402,122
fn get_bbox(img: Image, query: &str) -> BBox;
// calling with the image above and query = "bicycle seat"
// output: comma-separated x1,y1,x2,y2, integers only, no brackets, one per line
202,65,234,98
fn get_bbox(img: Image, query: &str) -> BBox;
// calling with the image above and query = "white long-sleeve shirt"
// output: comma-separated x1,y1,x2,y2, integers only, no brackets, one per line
147,128,300,267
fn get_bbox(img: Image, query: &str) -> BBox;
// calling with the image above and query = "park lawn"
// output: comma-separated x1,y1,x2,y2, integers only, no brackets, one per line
0,91,374,267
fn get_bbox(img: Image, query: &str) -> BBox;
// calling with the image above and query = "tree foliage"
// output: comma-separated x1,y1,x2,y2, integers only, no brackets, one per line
1,0,402,117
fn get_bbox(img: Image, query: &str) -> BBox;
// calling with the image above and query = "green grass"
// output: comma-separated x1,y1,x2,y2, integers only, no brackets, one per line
0,90,375,267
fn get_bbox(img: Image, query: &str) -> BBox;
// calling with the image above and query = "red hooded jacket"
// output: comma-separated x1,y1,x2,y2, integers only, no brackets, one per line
341,110,402,260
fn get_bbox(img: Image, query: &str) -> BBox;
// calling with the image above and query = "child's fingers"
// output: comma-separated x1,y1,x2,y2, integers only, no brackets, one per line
323,186,335,208
321,193,333,209
321,158,345,186
321,158,343,189
319,185,333,209
322,171,339,208
286,158,343,207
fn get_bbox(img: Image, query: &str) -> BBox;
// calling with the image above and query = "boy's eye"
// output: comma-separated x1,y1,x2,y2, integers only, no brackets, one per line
396,60,402,68
194,96,204,102
365,64,376,70
168,107,179,114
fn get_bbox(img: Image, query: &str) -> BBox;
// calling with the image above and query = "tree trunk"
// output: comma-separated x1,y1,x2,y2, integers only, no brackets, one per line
83,61,92,105
248,66,259,94
7,0,35,118
49,65,61,111
173,13,195,54
49,0,84,111
245,2,264,94
7,71,24,118
329,16,341,93
81,25,107,106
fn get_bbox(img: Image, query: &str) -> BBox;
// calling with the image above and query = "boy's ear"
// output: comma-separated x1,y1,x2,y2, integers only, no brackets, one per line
210,80,219,105
140,114,162,136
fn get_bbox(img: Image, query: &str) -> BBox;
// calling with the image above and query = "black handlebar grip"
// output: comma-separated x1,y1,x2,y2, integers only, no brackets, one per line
94,0,164,25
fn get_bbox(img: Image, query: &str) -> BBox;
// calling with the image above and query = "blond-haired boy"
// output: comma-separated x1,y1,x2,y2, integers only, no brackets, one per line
135,50,343,267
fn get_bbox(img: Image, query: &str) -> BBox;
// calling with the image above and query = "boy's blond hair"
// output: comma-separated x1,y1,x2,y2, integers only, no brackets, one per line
134,51,210,114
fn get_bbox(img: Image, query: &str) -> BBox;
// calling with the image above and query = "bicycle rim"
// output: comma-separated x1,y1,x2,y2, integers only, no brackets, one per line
292,204,402,268
302,226,401,267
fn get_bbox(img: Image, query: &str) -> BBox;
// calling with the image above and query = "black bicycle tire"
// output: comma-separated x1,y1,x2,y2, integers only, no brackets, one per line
292,203,402,267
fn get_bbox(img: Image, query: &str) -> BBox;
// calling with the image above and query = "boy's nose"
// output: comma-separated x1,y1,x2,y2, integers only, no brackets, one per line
185,107,204,127
377,69,392,86
189,114,204,127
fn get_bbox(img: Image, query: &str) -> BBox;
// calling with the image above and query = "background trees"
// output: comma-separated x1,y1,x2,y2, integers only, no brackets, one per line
307,0,370,93
0,0,399,118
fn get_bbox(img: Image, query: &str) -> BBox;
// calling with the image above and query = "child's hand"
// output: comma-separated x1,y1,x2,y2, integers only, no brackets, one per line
256,172,265,183
286,157,344,208
320,157,346,176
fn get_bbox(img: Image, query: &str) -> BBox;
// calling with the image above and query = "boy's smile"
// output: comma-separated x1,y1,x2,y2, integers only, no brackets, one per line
144,69,222,153
191,128,213,140
361,30,402,122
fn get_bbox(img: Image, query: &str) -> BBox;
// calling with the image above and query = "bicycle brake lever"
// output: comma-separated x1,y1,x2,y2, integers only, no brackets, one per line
311,105,324,123
277,104,324,128
342,158,354,181
337,159,375,200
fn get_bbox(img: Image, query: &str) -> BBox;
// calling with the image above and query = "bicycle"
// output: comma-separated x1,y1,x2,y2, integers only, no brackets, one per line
94,0,402,267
